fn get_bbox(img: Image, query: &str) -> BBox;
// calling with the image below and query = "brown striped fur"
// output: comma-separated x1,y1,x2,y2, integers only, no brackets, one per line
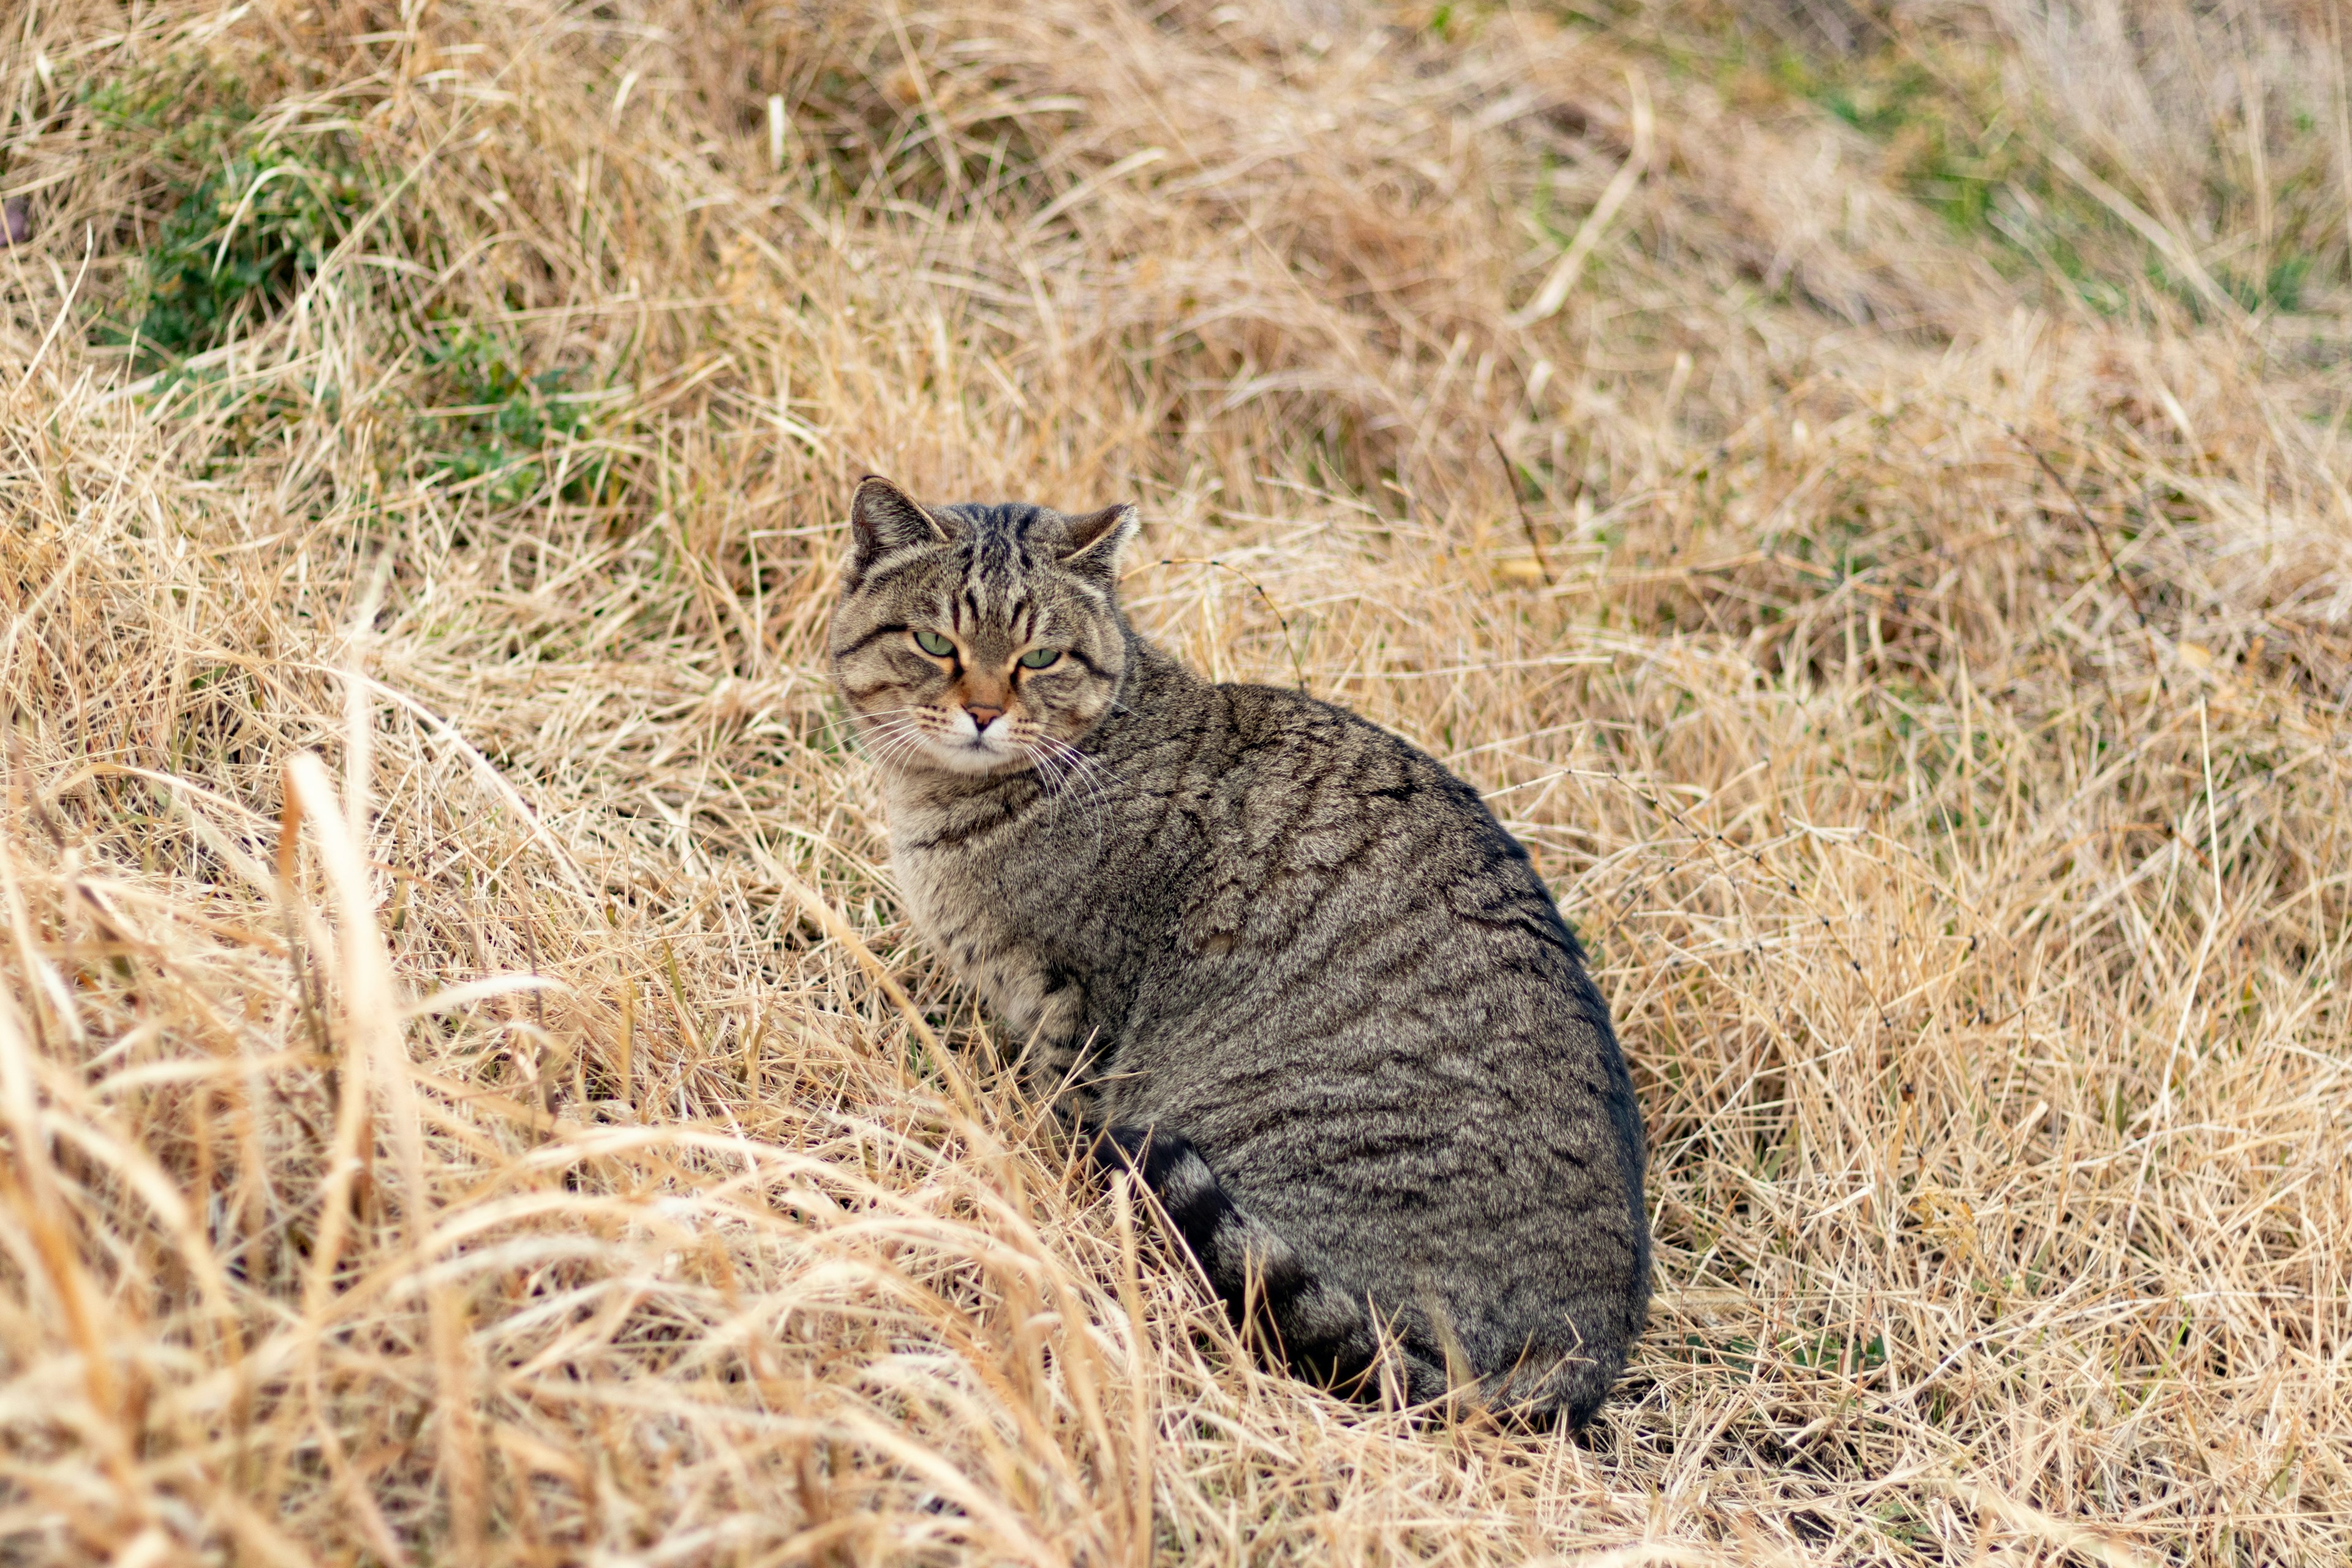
828,477,1651,1425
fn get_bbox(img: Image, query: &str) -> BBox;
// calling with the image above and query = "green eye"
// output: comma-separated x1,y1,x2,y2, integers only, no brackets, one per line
913,629,954,657
1017,647,1061,669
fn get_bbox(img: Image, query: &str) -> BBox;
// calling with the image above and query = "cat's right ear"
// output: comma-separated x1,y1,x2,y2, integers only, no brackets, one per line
847,476,949,581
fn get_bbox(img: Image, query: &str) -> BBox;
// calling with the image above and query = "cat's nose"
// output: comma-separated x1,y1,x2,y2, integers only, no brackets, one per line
964,703,1005,729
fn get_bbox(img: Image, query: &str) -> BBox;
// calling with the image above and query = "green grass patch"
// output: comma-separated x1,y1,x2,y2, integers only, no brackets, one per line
121,148,369,367
413,325,620,508
86,64,371,370
81,58,626,510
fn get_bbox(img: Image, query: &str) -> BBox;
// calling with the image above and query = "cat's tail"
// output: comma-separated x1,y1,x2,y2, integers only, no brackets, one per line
1093,1124,1449,1407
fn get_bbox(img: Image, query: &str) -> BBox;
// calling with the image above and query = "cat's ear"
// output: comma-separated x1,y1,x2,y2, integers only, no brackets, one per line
1057,502,1139,589
848,476,950,574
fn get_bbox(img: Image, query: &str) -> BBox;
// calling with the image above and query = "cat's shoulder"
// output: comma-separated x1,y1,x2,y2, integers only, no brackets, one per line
1208,679,1423,751
1125,641,1479,807
1202,681,1478,800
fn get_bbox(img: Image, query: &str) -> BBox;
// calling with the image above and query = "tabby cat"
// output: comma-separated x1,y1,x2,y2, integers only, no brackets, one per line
827,476,1651,1426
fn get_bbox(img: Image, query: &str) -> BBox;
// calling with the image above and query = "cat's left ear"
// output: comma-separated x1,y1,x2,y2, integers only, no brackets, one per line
1057,503,1139,590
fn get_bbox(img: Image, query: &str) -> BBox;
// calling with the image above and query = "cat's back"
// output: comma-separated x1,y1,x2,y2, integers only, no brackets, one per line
1111,671,1585,1001
1110,669,1641,1187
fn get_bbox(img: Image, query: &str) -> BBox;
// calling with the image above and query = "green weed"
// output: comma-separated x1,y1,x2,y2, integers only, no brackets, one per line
86,66,369,369
121,150,368,366
414,326,616,509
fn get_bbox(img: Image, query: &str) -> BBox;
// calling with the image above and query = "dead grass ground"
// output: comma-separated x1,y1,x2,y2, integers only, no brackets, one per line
3,0,2351,1562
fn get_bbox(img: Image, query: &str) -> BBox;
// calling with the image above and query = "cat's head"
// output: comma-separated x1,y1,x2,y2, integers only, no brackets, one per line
828,476,1137,777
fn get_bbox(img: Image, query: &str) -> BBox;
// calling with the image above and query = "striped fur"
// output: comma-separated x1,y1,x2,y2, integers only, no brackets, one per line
829,478,1651,1427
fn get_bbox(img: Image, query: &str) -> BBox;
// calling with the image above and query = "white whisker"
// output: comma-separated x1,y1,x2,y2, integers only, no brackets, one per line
1020,733,1114,862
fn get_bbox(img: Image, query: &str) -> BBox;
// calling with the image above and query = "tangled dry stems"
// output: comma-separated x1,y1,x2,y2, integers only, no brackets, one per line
2,0,2350,1562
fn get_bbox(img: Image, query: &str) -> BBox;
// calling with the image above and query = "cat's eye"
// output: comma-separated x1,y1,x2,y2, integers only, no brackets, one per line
913,629,955,657
1016,647,1061,669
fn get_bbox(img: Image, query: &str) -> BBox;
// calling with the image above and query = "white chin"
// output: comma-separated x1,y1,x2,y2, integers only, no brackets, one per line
924,738,1023,775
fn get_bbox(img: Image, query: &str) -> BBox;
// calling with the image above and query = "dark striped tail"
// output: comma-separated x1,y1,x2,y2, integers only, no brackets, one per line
1092,1125,1449,1406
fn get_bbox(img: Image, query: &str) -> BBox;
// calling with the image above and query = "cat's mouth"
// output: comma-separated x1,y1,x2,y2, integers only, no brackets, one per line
918,725,1030,776
870,706,1067,778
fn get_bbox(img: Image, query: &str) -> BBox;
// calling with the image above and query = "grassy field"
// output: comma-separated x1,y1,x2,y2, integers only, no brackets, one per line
4,0,2350,1561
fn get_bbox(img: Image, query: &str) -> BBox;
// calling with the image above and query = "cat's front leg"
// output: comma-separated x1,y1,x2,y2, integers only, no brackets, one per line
962,947,1101,1116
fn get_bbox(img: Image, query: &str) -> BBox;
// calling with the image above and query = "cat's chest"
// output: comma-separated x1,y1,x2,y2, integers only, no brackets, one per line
889,809,1075,1042
891,832,1017,952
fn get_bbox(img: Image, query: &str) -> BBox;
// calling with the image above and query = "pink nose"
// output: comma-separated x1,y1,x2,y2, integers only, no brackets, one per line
964,703,1004,728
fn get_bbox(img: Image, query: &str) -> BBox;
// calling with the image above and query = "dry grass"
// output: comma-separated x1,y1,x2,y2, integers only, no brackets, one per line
3,0,2350,1561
